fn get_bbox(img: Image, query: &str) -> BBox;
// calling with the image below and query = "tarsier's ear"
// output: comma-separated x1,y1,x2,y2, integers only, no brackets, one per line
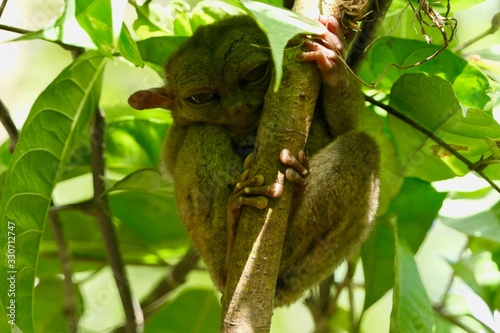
128,87,174,110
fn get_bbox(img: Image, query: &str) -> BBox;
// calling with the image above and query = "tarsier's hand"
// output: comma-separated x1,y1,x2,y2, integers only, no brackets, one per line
296,15,348,88
223,149,309,285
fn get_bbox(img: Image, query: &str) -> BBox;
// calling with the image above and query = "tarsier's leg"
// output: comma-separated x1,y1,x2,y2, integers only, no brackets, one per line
275,132,380,306
224,150,309,286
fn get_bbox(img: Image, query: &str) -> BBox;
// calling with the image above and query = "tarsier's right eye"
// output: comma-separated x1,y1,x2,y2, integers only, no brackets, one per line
185,93,219,105
240,63,270,88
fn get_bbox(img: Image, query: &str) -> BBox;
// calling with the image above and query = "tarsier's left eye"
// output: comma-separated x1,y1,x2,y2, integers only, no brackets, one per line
185,93,219,105
240,63,270,87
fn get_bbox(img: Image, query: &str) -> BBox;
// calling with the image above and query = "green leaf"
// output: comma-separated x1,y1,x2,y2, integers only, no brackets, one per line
363,178,445,310
34,278,83,333
145,287,221,332
362,217,395,311
440,200,500,243
0,141,12,203
14,0,94,48
75,0,115,53
449,254,488,301
389,73,500,181
360,37,491,110
0,51,106,333
431,0,486,12
360,107,403,213
108,169,188,247
191,0,246,29
485,137,500,159
118,24,145,67
390,240,434,333
131,1,174,38
237,0,325,91
106,118,170,173
136,36,189,73
391,179,447,253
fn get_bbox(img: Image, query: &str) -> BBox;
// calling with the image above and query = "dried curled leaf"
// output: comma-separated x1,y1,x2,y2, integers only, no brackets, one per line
331,0,370,31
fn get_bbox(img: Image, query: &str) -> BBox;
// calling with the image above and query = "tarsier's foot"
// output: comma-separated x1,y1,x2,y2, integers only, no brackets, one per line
223,149,310,287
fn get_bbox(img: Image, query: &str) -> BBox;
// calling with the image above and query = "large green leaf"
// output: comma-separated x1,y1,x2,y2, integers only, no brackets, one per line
106,118,169,174
360,37,491,111
75,0,115,52
107,169,188,247
389,73,500,181
359,107,403,214
362,178,446,310
34,278,83,333
145,287,221,332
136,36,189,74
440,200,500,244
0,51,106,333
390,240,434,333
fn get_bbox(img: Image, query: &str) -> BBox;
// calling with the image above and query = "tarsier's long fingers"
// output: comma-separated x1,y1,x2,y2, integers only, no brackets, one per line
280,149,309,185
318,15,345,52
297,15,347,87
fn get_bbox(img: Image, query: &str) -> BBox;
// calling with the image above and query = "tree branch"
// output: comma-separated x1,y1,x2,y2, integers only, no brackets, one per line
0,0,8,19
365,94,500,194
90,108,143,333
220,42,321,333
0,98,18,152
221,1,371,331
48,209,78,333
347,0,393,72
140,248,199,317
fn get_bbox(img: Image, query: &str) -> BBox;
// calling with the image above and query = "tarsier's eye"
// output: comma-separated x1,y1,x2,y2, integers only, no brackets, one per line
240,63,270,87
185,93,219,105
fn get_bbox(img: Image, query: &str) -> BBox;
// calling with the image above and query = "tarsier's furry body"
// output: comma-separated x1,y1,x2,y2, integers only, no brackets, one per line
129,15,380,306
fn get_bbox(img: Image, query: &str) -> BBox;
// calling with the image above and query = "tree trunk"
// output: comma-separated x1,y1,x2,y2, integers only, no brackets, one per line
220,45,321,333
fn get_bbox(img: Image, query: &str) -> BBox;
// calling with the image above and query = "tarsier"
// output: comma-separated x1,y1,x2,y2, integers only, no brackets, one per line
129,15,380,306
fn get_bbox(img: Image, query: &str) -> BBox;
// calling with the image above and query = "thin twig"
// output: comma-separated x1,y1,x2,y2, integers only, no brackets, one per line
0,23,84,54
91,108,143,333
0,23,30,35
141,248,199,317
40,252,170,267
365,95,500,194
0,98,18,152
50,199,95,213
48,209,78,333
306,275,334,333
0,0,8,19
433,305,495,333
455,12,500,52
346,261,357,332
434,241,469,311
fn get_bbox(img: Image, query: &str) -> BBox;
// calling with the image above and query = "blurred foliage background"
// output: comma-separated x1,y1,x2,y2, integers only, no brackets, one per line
0,0,499,332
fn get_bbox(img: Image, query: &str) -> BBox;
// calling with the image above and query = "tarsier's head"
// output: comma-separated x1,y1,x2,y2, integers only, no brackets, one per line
129,16,271,137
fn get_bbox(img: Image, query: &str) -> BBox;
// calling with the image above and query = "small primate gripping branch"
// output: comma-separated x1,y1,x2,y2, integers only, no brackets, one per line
129,2,377,332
